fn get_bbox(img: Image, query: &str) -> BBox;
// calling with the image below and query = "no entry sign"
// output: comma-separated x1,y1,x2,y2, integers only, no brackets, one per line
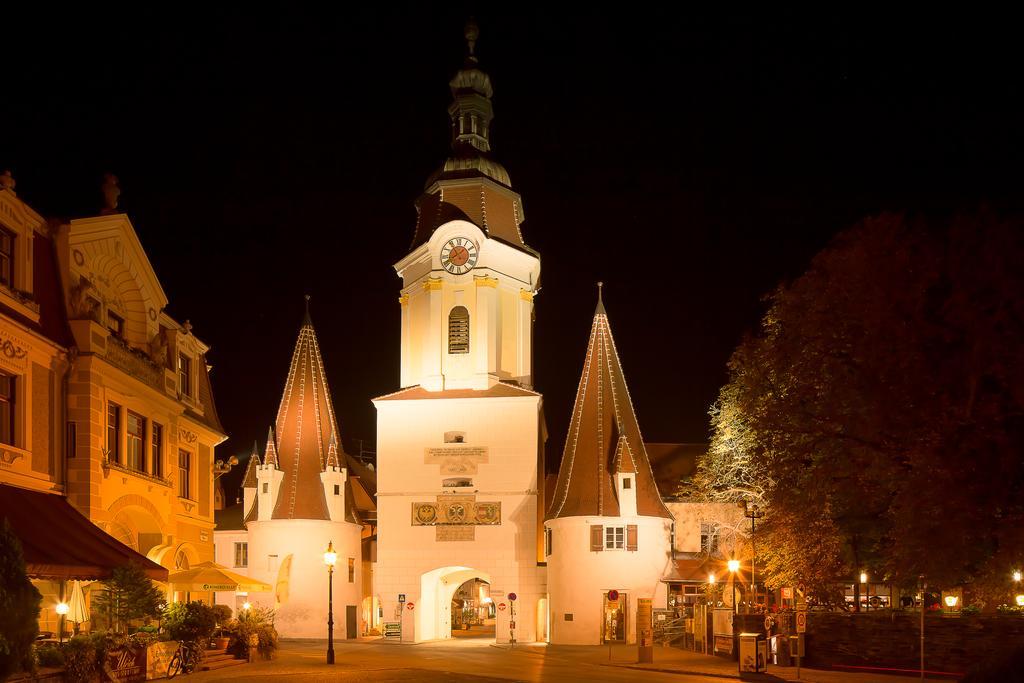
498,603,507,611
406,602,415,610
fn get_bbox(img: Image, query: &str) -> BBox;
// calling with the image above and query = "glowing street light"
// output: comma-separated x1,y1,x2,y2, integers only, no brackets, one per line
55,602,69,644
324,541,337,665
708,573,716,585
860,572,869,611
728,557,740,613
1014,571,1022,583
242,602,252,611
1016,595,1024,607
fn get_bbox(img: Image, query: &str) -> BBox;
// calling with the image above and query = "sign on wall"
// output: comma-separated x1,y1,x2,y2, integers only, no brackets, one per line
411,500,501,526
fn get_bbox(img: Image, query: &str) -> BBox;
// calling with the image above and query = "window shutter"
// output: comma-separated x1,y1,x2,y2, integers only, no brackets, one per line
590,524,604,552
626,524,638,551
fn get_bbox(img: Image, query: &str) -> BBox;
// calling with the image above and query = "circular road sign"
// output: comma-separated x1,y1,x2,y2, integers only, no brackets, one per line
498,603,507,611
508,592,517,602
608,590,620,601
407,602,415,610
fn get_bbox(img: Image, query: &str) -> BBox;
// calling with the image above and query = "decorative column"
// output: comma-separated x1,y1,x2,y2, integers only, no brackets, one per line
421,279,444,391
474,276,498,388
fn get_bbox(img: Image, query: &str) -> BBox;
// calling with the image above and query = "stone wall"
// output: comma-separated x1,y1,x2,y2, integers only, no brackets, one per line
795,612,1024,674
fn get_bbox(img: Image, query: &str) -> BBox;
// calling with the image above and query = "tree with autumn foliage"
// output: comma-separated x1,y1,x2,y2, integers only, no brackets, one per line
699,210,1024,605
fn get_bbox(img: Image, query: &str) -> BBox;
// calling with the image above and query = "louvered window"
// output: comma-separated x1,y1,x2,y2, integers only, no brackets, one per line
448,306,470,354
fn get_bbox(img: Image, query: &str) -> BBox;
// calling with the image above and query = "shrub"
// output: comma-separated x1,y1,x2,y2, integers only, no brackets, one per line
63,635,99,683
996,603,1024,615
162,601,217,669
225,606,278,660
0,518,42,679
35,643,64,668
212,604,233,627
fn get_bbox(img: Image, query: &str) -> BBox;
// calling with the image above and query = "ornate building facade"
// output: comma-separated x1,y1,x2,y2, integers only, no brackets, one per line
56,206,228,583
373,22,548,644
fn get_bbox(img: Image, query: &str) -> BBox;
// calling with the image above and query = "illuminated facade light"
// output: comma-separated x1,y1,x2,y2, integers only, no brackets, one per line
55,602,69,616
728,559,740,573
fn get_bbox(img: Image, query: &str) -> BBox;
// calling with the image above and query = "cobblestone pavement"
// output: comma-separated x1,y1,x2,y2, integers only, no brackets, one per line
184,637,936,683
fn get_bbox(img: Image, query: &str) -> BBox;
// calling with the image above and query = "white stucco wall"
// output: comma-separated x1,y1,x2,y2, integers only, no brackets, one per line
241,518,363,638
374,394,546,643
545,515,672,645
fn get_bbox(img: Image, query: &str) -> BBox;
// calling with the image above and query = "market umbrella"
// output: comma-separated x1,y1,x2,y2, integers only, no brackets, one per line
168,561,271,593
67,580,88,624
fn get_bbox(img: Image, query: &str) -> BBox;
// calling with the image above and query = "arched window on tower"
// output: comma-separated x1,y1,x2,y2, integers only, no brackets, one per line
448,306,470,354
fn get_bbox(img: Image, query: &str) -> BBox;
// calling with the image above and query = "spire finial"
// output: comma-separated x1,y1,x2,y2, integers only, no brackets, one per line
595,281,606,315
302,294,312,326
465,18,479,59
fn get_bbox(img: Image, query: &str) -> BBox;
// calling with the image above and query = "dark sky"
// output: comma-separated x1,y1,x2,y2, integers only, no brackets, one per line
4,7,1020,498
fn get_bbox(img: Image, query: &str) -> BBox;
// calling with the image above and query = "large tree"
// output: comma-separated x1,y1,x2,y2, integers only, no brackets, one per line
700,210,1024,602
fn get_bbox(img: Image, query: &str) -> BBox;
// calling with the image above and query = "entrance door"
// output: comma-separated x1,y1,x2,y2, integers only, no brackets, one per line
346,605,357,639
603,592,627,643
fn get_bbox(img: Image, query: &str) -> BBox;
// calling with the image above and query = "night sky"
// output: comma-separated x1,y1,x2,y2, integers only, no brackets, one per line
4,8,1020,499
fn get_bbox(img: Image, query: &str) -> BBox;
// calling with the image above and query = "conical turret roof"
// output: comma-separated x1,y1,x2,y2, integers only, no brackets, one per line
270,303,342,520
548,286,671,519
241,442,260,488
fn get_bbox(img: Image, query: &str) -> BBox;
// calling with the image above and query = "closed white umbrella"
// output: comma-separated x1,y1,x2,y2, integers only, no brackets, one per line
67,580,88,624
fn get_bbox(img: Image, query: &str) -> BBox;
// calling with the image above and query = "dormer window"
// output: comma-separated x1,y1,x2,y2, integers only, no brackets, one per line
623,477,631,489
178,353,192,397
106,310,125,338
0,227,13,288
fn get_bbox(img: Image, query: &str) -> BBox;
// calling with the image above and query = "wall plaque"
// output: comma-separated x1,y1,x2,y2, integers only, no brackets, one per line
424,446,488,474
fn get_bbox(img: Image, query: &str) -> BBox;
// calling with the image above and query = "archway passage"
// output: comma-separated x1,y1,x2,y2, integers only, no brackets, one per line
418,566,493,642
450,578,495,639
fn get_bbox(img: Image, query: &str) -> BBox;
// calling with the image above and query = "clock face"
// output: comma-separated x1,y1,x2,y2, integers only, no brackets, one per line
440,237,479,274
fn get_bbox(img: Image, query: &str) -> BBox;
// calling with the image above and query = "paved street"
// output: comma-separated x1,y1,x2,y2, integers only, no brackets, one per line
184,637,943,683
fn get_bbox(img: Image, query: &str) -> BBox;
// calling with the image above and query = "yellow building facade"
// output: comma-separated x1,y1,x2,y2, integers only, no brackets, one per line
0,175,227,623
57,211,227,581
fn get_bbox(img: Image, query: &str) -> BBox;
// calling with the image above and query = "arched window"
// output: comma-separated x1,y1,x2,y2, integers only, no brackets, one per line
448,306,470,354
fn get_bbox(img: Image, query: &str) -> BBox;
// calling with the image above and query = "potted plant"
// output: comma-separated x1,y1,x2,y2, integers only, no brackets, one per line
211,605,233,649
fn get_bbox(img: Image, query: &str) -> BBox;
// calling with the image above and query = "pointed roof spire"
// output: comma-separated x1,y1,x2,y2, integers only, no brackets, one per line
548,295,671,520
464,17,480,61
302,294,312,327
263,425,279,468
325,431,340,470
242,442,261,488
269,313,344,520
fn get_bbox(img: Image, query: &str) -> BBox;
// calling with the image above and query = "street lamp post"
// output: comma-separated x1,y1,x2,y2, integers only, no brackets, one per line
741,500,764,610
861,572,869,612
728,557,740,614
55,601,69,645
324,541,337,665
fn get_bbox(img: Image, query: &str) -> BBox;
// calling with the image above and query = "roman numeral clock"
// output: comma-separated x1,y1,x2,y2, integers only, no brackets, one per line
440,237,479,275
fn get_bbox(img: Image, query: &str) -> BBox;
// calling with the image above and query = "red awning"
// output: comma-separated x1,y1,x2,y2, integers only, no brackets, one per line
0,484,168,581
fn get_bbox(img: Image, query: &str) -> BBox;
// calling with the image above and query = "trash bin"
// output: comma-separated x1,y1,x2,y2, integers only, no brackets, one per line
738,632,767,673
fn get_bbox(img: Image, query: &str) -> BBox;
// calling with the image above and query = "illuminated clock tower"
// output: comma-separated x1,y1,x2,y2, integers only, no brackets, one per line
374,21,548,644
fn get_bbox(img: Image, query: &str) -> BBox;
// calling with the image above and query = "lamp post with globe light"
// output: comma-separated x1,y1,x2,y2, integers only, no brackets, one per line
55,602,69,644
324,541,337,664
728,557,740,613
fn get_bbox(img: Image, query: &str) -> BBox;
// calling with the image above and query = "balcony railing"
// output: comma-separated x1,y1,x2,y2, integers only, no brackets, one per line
102,334,165,391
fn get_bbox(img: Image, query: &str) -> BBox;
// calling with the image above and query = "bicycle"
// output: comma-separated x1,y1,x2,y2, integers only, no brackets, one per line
166,640,198,678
